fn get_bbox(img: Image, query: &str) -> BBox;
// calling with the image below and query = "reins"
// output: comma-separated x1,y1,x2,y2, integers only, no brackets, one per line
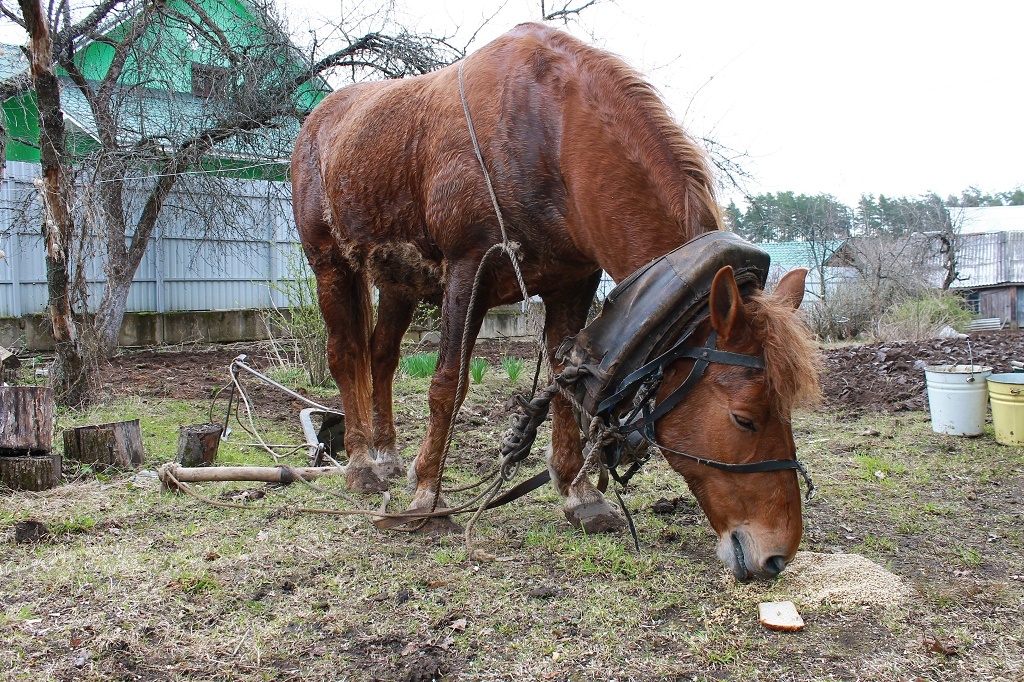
591,329,816,500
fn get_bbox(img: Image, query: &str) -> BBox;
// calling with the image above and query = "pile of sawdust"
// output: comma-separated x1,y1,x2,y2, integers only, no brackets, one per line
773,551,911,609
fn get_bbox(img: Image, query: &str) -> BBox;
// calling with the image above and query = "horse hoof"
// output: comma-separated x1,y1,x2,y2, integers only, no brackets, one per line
373,453,407,480
564,500,627,534
346,465,388,493
408,510,463,535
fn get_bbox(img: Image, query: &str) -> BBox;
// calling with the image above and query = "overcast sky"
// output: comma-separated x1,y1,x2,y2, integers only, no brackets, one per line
293,0,1024,207
5,1,1021,207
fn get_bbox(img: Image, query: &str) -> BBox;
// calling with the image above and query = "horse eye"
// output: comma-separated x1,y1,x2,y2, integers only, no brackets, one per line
732,414,757,432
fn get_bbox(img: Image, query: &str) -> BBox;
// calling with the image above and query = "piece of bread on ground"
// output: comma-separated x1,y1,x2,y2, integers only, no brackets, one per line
758,601,805,632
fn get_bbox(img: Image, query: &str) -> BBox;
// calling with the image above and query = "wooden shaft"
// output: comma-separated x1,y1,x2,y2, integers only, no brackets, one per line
159,463,344,486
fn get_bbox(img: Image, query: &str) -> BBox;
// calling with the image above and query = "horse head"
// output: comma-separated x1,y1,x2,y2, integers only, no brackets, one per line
655,266,820,582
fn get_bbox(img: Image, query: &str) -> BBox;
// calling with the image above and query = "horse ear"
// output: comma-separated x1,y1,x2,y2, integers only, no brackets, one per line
773,268,807,309
709,266,747,342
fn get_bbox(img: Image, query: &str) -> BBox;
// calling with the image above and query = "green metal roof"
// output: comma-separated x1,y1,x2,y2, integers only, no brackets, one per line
2,36,321,171
56,75,300,163
0,44,27,81
758,240,848,269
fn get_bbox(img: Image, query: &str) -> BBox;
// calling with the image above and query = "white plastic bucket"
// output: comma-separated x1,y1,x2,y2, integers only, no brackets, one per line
924,364,992,436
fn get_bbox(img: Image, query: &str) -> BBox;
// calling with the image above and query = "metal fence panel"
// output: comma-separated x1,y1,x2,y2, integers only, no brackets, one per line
1,163,303,318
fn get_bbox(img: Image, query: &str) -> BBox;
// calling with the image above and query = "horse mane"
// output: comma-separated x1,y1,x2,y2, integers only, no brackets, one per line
745,294,822,413
536,25,723,236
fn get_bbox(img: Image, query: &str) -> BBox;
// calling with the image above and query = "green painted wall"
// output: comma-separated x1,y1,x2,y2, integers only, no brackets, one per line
3,0,324,177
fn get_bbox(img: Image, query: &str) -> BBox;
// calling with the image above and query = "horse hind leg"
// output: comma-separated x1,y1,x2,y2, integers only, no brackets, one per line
543,275,627,534
309,249,387,494
370,287,417,479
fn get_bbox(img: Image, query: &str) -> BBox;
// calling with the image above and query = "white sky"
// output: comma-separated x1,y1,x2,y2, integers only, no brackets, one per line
5,0,1022,206
298,0,1024,206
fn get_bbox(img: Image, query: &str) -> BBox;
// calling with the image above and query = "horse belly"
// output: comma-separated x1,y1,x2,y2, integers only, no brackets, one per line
363,241,443,301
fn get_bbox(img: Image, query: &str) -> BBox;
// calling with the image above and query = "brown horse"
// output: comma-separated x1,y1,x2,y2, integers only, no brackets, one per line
292,23,819,581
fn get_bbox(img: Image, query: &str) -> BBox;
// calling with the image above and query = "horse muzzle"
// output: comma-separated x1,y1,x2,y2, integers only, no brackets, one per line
716,527,791,582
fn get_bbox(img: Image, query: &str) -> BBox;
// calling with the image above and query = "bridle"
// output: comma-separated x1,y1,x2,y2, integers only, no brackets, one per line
590,328,816,500
493,232,816,521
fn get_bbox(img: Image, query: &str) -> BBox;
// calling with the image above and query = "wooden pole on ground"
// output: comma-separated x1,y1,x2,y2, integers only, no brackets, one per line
158,463,344,492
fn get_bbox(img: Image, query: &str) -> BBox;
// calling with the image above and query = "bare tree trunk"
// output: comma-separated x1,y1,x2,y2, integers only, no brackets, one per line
91,158,183,356
93,277,132,355
18,0,90,406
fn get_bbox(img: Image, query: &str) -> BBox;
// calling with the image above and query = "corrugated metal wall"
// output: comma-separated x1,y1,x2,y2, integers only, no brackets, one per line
956,231,1024,289
0,162,300,317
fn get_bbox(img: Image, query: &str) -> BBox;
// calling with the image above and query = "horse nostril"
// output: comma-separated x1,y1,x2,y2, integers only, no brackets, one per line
764,555,788,577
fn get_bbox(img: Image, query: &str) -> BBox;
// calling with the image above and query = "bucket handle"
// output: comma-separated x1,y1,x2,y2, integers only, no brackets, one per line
1012,388,1022,395
960,334,976,382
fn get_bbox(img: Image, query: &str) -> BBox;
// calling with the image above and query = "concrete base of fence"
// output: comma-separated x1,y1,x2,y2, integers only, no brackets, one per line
1,305,536,352
0,310,271,351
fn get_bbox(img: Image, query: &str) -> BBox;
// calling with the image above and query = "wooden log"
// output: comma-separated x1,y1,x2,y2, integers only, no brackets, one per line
158,463,343,492
63,419,144,468
0,454,61,491
175,423,222,467
0,386,53,456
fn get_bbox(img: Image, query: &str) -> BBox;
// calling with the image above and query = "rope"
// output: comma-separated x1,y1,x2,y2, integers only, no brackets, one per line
458,58,531,306
162,57,592,558
160,464,508,523
413,56,539,545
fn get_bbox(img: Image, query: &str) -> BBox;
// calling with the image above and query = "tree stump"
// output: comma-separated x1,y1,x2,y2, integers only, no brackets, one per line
63,419,144,468
0,454,61,491
176,423,222,467
0,386,53,456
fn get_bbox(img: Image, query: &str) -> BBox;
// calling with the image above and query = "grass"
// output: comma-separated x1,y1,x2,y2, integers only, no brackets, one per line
400,351,438,379
1,363,1022,681
469,357,488,384
501,356,525,383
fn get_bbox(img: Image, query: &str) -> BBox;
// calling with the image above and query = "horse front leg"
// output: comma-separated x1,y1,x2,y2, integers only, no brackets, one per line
543,274,627,533
309,252,387,493
408,260,489,532
370,287,417,479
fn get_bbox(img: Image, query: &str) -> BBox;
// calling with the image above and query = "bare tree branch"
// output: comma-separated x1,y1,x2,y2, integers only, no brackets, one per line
0,0,26,27
0,71,32,102
542,0,601,22
54,0,129,47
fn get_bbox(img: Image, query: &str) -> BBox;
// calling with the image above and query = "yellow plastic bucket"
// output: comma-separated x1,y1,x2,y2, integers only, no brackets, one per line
986,373,1024,445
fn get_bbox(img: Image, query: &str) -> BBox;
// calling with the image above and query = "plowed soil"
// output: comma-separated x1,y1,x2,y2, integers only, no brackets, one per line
94,332,1024,416
821,330,1024,415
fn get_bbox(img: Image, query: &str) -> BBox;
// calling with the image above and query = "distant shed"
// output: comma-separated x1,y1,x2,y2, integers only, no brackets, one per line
949,207,1024,327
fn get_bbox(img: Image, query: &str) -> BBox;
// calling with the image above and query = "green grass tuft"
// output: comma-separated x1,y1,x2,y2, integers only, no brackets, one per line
501,356,525,383
400,351,438,378
469,357,488,384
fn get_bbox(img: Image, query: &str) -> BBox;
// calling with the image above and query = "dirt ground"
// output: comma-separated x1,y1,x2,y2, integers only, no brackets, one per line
92,331,1024,417
821,330,1024,415
1,331,1023,681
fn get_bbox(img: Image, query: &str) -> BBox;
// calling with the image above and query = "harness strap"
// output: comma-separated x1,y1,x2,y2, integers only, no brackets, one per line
654,438,816,500
483,469,550,509
589,328,817,501
597,330,764,417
